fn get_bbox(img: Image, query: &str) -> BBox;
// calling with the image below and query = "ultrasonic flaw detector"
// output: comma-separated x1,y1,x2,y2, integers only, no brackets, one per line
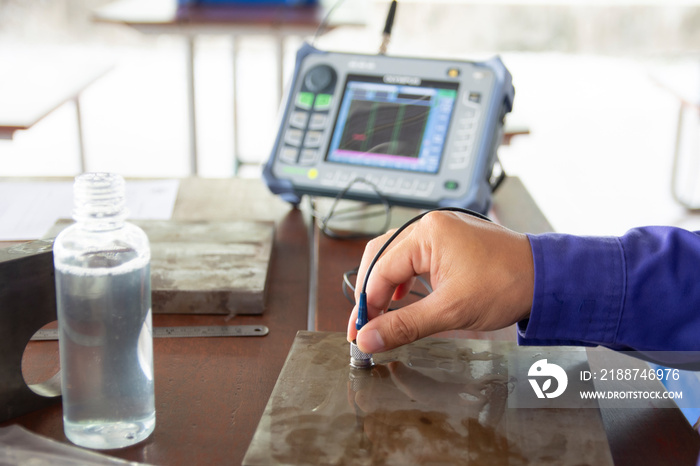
263,43,515,214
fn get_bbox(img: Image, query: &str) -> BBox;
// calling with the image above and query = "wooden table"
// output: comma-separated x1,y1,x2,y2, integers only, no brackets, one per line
93,0,328,175
3,178,309,465
4,176,699,465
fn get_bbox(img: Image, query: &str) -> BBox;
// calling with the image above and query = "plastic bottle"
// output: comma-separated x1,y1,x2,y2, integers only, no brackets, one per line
53,173,155,449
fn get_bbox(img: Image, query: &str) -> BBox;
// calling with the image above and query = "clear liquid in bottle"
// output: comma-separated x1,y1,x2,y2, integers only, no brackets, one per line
54,173,155,449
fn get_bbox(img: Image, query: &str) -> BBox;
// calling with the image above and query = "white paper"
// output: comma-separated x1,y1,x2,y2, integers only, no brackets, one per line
0,179,180,241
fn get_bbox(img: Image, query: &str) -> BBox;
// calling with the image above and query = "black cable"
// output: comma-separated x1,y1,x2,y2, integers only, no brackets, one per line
489,159,507,193
343,268,358,305
312,177,392,240
361,207,491,294
311,0,346,47
342,267,432,309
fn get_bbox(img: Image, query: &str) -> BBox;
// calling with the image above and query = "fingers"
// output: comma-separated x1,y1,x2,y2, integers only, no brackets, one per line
352,229,396,304
362,235,430,317
392,277,417,302
346,273,418,343
346,224,428,342
355,290,454,353
347,225,416,341
347,234,389,342
347,304,358,342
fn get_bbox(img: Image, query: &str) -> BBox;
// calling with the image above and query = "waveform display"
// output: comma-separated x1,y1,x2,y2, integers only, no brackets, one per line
337,98,430,158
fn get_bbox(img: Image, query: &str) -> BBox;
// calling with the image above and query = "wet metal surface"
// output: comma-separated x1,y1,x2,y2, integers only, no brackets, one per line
244,331,613,465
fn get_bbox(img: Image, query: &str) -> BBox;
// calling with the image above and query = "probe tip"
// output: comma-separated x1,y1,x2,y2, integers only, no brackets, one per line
350,340,373,369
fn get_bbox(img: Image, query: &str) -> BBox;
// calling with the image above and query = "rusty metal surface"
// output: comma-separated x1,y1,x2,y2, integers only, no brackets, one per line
47,218,276,315
139,220,275,315
244,331,613,466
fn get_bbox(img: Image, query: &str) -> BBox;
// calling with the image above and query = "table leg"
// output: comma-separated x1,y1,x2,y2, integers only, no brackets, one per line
74,96,86,174
273,34,285,105
185,35,198,176
232,35,241,175
307,206,318,331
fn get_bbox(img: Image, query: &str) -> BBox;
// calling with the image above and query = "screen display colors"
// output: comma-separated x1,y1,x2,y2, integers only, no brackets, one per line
326,74,459,174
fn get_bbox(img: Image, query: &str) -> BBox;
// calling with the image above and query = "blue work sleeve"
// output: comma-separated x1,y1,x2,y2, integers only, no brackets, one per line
518,226,700,352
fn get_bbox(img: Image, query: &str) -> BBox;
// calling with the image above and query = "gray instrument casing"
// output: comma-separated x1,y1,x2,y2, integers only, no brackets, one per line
263,43,514,214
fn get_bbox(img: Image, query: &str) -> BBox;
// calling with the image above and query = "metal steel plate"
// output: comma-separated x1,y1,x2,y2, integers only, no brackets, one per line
243,331,613,465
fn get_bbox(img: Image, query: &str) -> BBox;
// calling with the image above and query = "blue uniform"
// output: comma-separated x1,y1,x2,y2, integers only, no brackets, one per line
518,226,700,351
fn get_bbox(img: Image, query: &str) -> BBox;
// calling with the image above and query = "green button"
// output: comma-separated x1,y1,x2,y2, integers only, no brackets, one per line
444,180,459,191
314,93,332,110
282,166,308,176
296,92,314,110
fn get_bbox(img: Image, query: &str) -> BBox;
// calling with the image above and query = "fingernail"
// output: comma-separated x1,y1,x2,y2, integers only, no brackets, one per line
358,329,384,353
347,306,357,342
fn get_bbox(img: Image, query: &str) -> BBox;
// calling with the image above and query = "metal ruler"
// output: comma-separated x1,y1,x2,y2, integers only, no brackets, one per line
31,325,269,341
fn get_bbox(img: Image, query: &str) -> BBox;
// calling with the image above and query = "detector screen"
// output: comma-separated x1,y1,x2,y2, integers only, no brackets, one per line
326,74,459,174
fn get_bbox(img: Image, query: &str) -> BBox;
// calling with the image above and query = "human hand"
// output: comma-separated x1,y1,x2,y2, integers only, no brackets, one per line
346,211,534,353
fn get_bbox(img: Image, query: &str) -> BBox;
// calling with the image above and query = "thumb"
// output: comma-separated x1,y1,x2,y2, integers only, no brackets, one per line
355,292,451,353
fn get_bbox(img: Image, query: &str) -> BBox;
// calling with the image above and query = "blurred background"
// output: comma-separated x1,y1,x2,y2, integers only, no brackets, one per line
2,0,700,236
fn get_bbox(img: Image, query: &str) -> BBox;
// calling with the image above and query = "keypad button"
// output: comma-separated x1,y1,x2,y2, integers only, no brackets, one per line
444,180,460,191
449,149,469,169
309,113,328,130
284,129,304,147
364,175,381,189
454,141,471,152
296,92,314,110
279,146,298,164
461,99,478,113
304,131,323,148
449,159,469,169
381,177,398,192
337,172,352,185
468,92,482,103
416,181,434,197
455,129,470,139
320,171,337,186
399,179,417,194
355,181,373,192
314,94,333,111
299,149,318,164
289,111,309,129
